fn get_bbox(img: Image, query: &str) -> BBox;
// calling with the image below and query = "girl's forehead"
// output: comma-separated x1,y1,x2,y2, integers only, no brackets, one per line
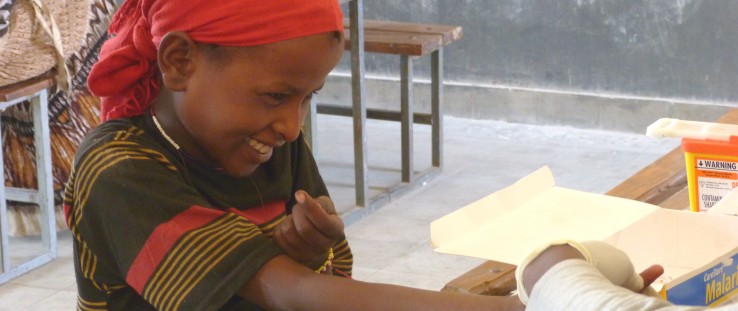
229,33,340,61
204,33,341,69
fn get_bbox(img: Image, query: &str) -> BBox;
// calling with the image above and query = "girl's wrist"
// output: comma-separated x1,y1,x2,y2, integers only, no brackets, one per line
314,248,334,274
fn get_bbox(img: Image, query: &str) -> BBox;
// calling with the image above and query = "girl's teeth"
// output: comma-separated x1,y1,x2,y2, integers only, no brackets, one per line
248,138,271,154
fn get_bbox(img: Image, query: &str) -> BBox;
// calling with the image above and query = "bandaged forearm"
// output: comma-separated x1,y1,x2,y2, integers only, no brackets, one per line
526,259,705,311
516,240,643,304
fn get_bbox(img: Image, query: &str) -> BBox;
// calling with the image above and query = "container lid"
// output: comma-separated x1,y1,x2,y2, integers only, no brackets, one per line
647,118,738,142
682,136,738,155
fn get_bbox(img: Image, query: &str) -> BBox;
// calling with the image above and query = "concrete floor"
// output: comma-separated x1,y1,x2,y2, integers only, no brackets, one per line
0,114,680,310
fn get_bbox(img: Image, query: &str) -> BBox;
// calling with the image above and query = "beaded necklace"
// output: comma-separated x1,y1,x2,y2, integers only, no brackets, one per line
151,109,181,150
150,109,224,171
150,108,266,207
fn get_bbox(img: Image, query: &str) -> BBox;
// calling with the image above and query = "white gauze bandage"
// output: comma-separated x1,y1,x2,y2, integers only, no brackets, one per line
515,240,644,305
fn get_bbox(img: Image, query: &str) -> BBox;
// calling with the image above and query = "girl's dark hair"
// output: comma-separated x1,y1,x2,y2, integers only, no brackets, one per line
330,30,342,41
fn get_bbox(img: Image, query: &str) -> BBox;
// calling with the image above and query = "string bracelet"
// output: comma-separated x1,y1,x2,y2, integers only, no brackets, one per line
315,248,334,274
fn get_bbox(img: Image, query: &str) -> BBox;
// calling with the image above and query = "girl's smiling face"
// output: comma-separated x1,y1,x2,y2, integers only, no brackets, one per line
157,32,343,177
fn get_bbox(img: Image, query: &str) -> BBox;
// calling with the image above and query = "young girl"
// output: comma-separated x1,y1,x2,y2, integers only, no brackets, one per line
65,0,526,310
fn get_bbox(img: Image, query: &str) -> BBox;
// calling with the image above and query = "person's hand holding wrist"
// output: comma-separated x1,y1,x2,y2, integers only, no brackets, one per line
516,240,647,305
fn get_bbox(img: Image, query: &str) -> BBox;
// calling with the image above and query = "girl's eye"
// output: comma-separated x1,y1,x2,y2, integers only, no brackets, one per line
305,90,319,100
269,93,288,101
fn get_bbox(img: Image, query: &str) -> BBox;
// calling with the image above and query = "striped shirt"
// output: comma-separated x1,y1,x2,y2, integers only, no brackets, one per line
64,113,352,311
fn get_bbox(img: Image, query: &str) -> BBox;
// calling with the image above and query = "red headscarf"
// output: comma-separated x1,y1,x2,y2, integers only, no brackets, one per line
88,0,343,121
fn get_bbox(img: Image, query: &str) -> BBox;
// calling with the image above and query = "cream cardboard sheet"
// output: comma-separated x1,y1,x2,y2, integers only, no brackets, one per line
431,166,738,279
710,187,738,216
430,166,658,265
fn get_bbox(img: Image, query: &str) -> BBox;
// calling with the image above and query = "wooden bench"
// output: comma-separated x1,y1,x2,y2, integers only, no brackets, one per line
304,16,463,214
440,108,738,296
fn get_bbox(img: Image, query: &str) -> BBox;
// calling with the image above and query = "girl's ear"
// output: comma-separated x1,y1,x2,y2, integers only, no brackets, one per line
158,31,197,91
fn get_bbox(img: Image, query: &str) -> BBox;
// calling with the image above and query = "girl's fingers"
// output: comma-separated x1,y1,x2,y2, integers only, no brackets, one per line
294,191,344,238
291,197,337,248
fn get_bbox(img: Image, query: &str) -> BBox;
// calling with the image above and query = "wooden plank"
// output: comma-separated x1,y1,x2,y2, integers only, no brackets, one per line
0,75,54,102
441,260,517,296
716,108,738,125
606,147,687,204
343,29,443,56
345,18,463,46
659,187,690,210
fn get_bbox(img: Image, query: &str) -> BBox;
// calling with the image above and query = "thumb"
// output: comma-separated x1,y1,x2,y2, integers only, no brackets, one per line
294,191,343,237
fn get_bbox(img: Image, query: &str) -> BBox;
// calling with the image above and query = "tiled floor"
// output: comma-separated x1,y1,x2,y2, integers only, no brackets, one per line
0,115,679,310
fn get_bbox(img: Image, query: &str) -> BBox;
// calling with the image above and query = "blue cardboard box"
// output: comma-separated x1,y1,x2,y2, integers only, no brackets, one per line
664,248,738,307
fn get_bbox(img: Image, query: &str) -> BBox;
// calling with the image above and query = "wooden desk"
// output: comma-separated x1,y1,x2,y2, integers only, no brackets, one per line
312,1,461,219
0,76,57,284
441,108,738,296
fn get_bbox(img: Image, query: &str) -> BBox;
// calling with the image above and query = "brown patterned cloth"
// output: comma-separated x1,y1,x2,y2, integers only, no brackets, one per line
2,0,116,236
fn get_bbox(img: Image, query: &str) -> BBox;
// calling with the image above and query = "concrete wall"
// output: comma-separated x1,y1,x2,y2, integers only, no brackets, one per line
320,0,738,133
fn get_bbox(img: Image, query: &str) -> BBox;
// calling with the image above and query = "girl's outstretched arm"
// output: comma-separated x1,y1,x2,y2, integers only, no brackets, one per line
240,255,524,311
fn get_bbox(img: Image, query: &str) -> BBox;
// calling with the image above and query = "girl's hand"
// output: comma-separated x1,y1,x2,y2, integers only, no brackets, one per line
273,191,344,265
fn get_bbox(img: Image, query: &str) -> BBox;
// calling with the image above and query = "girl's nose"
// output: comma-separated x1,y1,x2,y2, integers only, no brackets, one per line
273,98,305,143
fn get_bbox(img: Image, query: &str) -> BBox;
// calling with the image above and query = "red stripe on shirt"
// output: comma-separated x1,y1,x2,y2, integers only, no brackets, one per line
63,204,72,225
227,200,285,225
126,206,223,293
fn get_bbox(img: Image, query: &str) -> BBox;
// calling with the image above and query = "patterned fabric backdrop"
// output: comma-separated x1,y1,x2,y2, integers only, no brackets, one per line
2,0,116,236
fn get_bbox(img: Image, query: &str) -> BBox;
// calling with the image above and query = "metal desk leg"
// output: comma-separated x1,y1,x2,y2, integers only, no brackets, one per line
350,0,368,207
401,55,414,182
431,48,444,169
304,97,319,157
